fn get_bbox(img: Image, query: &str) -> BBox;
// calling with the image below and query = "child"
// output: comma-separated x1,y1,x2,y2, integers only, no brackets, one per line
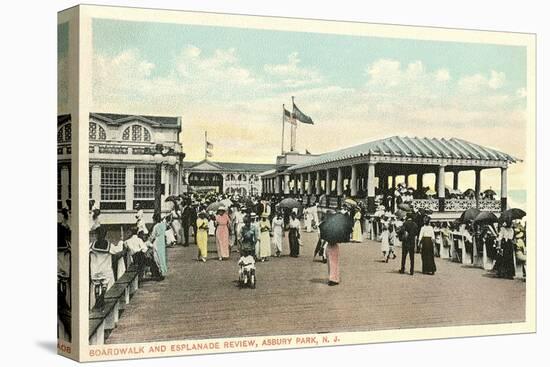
238,250,256,288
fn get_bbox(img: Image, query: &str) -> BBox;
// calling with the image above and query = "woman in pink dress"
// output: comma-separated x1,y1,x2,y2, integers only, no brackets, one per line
326,242,340,286
215,207,230,260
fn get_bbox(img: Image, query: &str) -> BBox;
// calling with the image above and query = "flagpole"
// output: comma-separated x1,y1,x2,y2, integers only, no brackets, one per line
204,131,207,161
281,104,285,155
290,96,297,152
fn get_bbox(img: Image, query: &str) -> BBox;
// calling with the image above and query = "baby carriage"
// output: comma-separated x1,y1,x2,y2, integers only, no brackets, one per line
238,252,256,289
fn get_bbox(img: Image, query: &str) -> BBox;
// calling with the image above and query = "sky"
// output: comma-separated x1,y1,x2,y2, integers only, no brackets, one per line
83,18,528,194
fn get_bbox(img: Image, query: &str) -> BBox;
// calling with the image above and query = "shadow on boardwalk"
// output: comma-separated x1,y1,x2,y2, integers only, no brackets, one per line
106,232,525,344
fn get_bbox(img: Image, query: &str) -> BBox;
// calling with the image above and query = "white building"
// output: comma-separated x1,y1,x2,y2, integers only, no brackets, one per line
57,112,184,224
182,160,275,196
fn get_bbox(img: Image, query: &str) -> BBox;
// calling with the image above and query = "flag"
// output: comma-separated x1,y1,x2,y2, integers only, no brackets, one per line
206,141,214,150
292,102,314,124
206,150,213,158
305,149,311,155
283,106,296,125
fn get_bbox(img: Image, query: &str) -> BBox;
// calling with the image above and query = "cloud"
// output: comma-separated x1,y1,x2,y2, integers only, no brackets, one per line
264,52,323,87
91,50,526,189
458,70,506,93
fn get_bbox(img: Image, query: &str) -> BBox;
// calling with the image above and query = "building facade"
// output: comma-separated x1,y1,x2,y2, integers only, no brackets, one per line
182,160,275,196
57,112,184,224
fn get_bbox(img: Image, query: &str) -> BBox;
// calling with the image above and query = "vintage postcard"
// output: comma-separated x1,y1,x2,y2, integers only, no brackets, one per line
57,4,536,362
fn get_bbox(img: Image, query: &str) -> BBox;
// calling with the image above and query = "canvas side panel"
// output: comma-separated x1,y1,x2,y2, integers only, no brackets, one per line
57,6,79,361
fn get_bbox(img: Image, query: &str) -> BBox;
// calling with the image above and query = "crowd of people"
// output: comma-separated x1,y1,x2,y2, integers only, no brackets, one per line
82,189,526,309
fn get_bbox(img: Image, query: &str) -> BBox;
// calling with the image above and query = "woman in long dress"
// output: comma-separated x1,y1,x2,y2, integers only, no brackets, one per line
326,242,340,286
271,212,284,257
352,210,362,242
196,211,209,262
495,221,515,279
380,217,390,260
418,217,436,275
288,212,301,257
149,212,168,278
215,207,230,260
259,214,272,261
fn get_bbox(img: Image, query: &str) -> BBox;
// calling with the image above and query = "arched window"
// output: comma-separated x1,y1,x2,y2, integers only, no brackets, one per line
122,124,152,142
57,123,71,143
237,174,246,181
89,122,106,140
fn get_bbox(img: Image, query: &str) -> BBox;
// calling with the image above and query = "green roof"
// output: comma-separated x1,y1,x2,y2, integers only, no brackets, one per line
288,136,519,171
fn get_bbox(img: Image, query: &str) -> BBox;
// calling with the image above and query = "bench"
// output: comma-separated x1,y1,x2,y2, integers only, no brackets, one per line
89,265,140,345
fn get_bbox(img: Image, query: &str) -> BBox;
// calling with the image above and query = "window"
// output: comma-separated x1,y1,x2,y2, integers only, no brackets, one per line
134,167,156,200
89,122,106,140
122,124,152,142
100,167,126,201
57,123,71,143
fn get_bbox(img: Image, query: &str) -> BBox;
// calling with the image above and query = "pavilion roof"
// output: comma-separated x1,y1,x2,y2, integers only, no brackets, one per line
287,136,519,171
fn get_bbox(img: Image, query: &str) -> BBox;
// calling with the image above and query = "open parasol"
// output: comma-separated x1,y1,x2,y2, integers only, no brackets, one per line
206,201,225,213
459,208,481,223
164,195,178,203
344,198,358,207
463,189,476,198
397,203,413,212
473,211,498,225
499,208,526,224
483,189,497,197
394,209,407,219
319,212,354,243
278,198,302,209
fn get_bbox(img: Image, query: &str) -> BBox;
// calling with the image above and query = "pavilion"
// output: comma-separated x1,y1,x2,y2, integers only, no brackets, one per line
260,136,519,214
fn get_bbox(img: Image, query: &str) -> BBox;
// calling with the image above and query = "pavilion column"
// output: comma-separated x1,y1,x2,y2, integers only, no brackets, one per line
404,174,409,187
284,174,290,195
300,173,306,195
315,171,321,195
453,171,459,190
307,172,312,195
437,165,446,212
337,167,343,196
417,172,423,191
275,176,281,194
475,169,481,209
292,175,298,195
350,165,358,197
367,163,376,213
325,170,331,196
500,167,508,210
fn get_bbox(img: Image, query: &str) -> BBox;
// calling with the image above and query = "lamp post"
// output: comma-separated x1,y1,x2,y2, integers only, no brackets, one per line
148,143,186,214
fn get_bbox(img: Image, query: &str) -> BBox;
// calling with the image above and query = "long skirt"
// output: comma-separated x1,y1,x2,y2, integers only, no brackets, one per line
380,230,390,254
352,221,362,242
196,230,208,259
326,243,340,283
272,230,283,254
421,237,437,274
216,225,230,259
259,232,272,258
495,240,515,278
289,228,300,257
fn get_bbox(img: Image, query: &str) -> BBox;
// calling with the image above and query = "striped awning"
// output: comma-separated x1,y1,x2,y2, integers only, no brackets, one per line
287,136,519,171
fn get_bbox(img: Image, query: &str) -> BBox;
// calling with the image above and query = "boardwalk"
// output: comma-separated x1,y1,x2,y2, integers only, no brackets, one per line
106,231,525,344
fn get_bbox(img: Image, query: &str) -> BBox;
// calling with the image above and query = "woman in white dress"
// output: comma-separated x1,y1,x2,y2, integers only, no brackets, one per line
271,212,284,257
380,216,390,260
352,210,362,242
258,214,272,261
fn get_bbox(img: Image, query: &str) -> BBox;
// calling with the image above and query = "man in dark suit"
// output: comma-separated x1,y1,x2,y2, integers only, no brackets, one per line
182,200,198,246
398,213,419,275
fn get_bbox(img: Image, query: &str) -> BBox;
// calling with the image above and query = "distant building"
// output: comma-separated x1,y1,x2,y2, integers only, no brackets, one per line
182,160,275,196
57,112,184,224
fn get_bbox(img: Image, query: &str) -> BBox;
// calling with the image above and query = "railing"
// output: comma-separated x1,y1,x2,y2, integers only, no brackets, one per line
411,199,440,212
444,199,501,212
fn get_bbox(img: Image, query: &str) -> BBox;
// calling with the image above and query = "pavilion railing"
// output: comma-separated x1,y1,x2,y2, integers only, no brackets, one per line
411,199,440,212
444,198,501,212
